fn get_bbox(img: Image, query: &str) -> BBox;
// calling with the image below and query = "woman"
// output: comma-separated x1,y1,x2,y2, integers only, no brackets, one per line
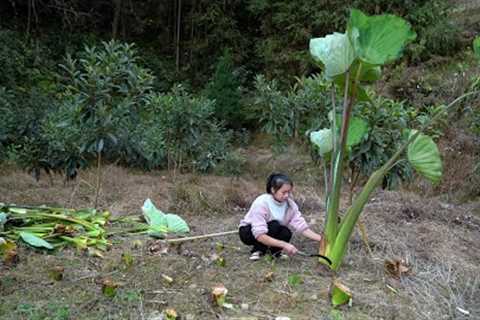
239,173,322,260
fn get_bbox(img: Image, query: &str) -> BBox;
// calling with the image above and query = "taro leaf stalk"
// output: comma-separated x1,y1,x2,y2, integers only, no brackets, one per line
308,9,450,270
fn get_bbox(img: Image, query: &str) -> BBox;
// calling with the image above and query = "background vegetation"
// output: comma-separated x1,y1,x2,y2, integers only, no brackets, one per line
0,0,478,195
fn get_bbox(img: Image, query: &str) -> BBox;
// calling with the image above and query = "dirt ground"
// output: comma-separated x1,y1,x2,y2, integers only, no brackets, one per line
1,146,480,320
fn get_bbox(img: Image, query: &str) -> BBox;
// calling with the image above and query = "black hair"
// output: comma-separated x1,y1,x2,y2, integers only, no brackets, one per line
266,173,293,194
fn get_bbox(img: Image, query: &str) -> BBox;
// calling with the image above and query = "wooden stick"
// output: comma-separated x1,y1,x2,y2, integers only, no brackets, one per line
163,230,237,243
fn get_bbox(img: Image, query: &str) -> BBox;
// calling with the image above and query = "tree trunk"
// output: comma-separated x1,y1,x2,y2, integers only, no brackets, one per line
112,0,122,39
94,151,102,209
176,0,182,72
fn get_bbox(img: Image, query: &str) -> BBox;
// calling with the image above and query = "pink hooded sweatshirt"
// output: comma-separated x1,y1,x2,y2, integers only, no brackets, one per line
239,194,309,239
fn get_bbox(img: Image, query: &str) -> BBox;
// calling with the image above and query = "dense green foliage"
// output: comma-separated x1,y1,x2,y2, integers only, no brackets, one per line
203,50,245,128
0,1,473,184
250,74,330,151
141,86,231,172
0,40,231,178
0,0,466,87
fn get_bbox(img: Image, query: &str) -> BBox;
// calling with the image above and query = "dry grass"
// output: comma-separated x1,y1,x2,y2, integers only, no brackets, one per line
1,162,480,319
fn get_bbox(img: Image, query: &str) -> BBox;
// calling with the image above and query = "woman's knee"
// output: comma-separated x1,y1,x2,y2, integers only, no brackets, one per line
239,225,256,245
267,220,282,234
278,226,292,242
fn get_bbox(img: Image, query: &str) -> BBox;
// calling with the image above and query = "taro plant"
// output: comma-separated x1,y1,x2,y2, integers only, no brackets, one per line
308,9,473,272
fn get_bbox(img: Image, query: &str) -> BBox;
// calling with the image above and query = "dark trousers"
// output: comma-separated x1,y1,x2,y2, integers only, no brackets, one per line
238,220,292,255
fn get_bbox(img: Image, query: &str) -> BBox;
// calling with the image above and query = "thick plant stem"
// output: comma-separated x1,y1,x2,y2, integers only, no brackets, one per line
323,64,363,255
327,91,478,270
329,83,337,193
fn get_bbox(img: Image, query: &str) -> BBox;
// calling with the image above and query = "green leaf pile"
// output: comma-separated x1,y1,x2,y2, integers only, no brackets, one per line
0,204,111,251
142,199,189,238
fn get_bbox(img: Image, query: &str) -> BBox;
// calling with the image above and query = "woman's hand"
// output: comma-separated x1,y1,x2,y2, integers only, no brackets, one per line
282,242,298,256
302,228,323,242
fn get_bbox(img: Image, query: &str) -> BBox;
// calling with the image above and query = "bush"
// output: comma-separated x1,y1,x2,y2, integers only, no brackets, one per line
203,50,245,128
38,40,155,178
406,1,462,62
141,85,232,172
249,75,293,151
249,74,330,151
0,86,56,177
350,96,445,189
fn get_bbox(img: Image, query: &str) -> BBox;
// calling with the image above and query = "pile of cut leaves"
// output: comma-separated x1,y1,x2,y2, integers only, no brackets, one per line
107,199,190,238
0,203,111,262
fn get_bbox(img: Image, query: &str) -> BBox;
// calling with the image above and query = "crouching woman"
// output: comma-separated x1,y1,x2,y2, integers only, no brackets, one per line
239,173,323,260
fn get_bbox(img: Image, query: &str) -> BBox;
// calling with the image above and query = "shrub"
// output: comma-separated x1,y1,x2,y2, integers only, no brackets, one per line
250,74,330,151
0,87,56,177
40,40,154,179
141,85,232,172
351,97,416,189
203,50,245,128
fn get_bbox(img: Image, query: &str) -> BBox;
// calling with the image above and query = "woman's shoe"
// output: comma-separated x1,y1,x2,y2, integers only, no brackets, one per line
249,251,263,261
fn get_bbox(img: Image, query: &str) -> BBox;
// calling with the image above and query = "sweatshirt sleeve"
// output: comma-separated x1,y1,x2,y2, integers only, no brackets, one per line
286,200,309,233
249,204,270,239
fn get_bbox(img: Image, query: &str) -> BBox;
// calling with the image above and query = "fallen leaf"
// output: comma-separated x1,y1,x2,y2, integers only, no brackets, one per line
264,271,275,282
149,240,169,255
87,247,104,258
384,258,410,279
0,239,18,266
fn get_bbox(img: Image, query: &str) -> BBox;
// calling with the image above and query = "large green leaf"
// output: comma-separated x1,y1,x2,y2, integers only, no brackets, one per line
310,129,333,156
407,130,442,184
347,9,416,65
334,61,381,84
333,115,369,147
310,32,356,79
165,214,190,233
474,37,480,60
142,199,167,227
142,199,189,237
346,117,369,148
19,231,54,250
310,117,367,156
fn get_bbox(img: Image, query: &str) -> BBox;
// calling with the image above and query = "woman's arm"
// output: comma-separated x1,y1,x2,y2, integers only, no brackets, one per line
302,228,322,242
257,234,298,255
